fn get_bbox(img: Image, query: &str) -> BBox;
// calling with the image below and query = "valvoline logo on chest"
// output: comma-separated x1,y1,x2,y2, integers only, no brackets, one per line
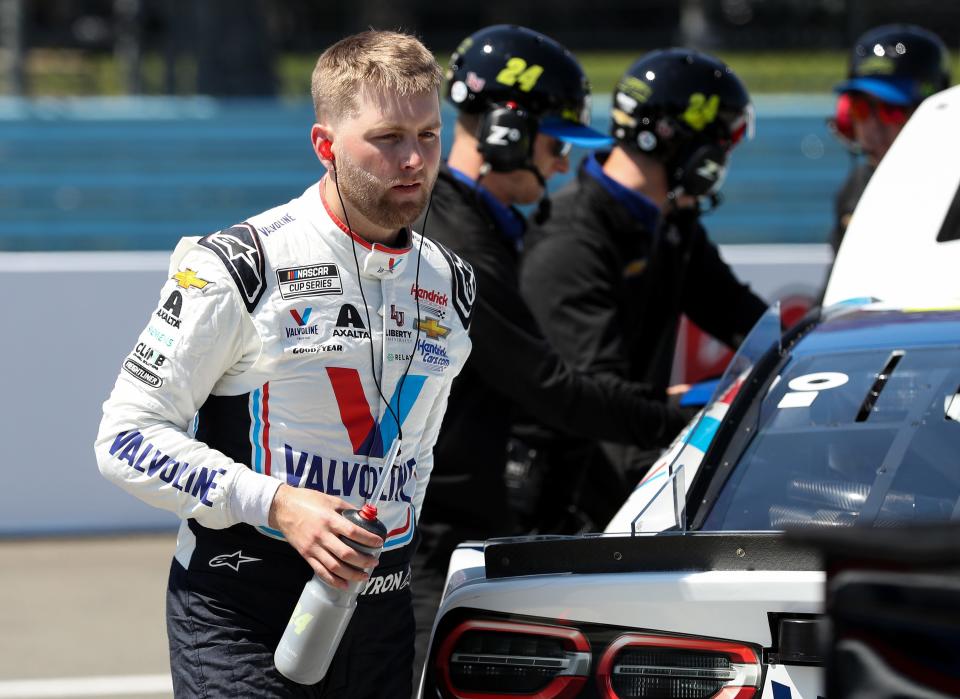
285,307,319,338
289,308,312,326
325,367,427,459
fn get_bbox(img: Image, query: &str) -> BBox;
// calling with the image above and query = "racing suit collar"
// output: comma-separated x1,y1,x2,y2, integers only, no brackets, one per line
313,180,414,280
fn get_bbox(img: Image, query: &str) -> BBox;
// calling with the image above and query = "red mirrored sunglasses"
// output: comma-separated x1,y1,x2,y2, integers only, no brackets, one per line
832,93,911,140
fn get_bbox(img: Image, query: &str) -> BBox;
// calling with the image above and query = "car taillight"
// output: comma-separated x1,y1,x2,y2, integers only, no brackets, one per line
436,619,591,699
597,634,761,699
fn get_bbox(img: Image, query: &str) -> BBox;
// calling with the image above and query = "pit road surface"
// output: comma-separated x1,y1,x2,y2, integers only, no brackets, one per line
0,534,175,698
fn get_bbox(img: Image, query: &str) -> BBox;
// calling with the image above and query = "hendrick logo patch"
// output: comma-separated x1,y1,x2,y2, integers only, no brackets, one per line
276,263,343,299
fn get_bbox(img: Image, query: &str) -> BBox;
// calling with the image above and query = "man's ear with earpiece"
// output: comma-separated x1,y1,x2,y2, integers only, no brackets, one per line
311,124,335,167
319,140,334,161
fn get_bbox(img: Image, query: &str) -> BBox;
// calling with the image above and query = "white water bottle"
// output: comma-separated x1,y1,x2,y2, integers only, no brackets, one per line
274,504,387,685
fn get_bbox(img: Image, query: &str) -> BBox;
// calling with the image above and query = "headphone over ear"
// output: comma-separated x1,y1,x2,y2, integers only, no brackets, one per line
673,142,729,197
319,139,334,161
475,102,537,173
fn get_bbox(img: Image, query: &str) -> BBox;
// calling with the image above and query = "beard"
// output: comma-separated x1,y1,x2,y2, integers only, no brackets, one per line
333,151,436,232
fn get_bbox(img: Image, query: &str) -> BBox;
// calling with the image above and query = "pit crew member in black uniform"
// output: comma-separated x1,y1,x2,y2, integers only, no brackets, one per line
95,31,474,698
828,24,950,252
412,25,690,685
520,49,767,500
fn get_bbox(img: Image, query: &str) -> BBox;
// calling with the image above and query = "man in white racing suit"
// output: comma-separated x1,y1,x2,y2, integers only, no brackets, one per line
94,30,473,698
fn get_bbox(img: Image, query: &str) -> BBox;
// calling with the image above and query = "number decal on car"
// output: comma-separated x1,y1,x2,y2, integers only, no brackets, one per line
777,371,849,408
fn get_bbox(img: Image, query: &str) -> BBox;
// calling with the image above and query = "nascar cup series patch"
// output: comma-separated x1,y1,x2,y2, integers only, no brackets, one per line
276,263,343,300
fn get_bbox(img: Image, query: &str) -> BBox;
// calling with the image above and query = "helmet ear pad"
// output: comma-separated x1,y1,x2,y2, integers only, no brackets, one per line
673,142,730,197
476,103,538,172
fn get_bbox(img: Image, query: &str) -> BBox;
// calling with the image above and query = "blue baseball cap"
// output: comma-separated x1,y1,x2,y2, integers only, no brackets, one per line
835,25,951,107
539,115,613,148
833,76,918,106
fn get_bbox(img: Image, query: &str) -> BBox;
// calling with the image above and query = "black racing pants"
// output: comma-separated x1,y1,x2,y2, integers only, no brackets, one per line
166,522,415,699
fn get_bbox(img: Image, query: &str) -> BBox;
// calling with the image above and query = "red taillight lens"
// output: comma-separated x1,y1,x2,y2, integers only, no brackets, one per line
597,634,761,699
436,619,591,699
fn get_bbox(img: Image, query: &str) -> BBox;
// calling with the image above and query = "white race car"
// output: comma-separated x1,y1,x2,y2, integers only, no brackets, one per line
419,85,960,699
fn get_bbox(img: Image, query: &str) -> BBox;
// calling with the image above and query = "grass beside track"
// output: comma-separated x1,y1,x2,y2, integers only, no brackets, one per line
13,49,960,97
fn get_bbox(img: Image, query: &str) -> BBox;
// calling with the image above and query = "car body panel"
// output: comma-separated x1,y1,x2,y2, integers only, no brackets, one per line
824,84,960,308
761,666,823,699
440,570,823,644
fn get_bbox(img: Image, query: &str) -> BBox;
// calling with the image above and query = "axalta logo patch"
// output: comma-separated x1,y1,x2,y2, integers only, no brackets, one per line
155,290,183,328
171,269,211,291
277,263,342,299
333,304,370,339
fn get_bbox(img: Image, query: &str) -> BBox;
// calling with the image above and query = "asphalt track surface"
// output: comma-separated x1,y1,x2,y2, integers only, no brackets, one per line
0,534,176,698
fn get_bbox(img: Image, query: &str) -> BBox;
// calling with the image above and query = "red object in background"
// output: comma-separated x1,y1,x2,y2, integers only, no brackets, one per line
675,295,812,385
833,93,855,141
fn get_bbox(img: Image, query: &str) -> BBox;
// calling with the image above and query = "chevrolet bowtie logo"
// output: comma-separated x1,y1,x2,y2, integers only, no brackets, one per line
417,318,450,339
172,268,211,290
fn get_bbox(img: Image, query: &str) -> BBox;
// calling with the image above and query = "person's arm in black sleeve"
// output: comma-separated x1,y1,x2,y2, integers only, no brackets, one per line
679,220,768,349
466,246,683,450
521,231,634,380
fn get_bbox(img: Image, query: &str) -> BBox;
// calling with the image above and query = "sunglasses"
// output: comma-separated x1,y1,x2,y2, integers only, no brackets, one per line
832,93,911,140
849,93,910,125
548,138,573,158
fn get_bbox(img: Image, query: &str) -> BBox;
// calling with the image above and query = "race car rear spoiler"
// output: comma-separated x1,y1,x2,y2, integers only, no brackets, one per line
484,531,821,579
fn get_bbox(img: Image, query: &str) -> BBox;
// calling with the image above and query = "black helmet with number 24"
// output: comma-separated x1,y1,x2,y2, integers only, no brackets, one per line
611,48,754,197
446,24,610,173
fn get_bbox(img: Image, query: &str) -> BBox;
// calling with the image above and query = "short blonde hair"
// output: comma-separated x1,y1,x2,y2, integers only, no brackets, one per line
311,30,442,123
